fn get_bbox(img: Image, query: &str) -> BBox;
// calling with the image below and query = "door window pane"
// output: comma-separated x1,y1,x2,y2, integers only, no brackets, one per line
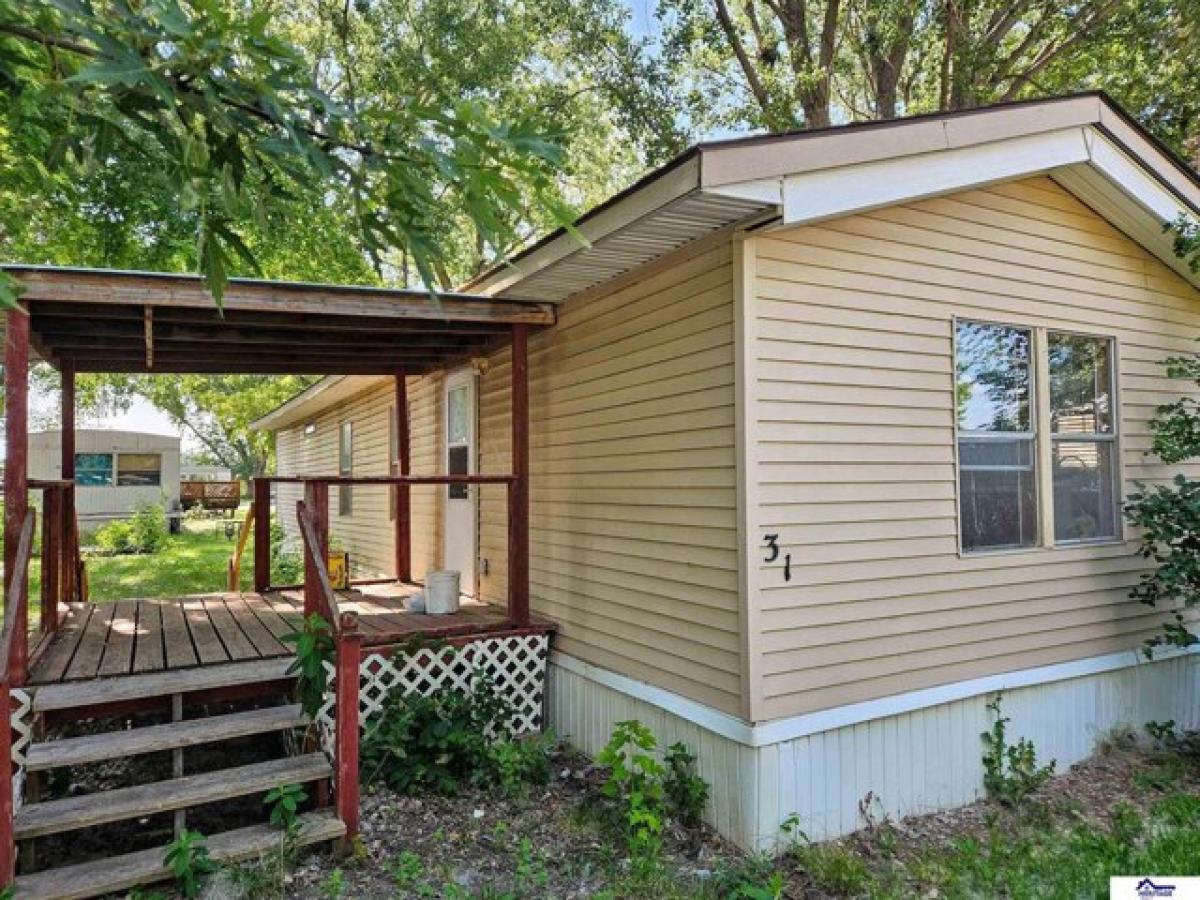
75,453,114,487
448,445,469,500
339,422,352,516
448,386,470,445
955,321,1032,432
116,453,161,486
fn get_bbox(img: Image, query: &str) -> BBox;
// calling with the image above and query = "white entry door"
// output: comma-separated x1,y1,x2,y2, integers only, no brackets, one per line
442,369,477,597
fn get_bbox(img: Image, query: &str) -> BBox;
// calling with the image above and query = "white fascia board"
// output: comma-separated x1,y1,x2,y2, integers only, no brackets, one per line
251,375,387,432
705,177,784,205
1085,128,1192,224
781,126,1092,226
471,156,702,297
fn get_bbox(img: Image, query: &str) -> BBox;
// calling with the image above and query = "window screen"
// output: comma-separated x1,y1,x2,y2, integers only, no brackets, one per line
955,321,1038,552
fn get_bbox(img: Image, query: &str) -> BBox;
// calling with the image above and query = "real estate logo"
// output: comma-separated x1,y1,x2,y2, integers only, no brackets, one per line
1111,876,1200,899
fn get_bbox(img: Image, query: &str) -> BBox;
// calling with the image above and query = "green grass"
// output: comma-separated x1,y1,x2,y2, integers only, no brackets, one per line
84,519,254,601
13,519,254,613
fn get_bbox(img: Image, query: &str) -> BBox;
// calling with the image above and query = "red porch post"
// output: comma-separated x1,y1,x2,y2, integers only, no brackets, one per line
253,477,271,592
393,374,411,582
302,481,329,619
335,611,361,847
508,324,530,627
41,486,62,633
60,362,76,603
4,306,29,681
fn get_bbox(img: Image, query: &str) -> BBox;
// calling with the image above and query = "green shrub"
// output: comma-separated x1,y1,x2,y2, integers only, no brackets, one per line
981,694,1055,806
664,741,709,831
597,720,667,859
93,503,168,554
360,671,550,795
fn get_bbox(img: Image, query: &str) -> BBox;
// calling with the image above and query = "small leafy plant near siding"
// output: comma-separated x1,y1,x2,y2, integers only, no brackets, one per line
283,613,334,720
981,693,1055,806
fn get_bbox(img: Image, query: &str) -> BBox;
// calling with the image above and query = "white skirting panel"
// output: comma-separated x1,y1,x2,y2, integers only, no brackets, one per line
548,652,1200,852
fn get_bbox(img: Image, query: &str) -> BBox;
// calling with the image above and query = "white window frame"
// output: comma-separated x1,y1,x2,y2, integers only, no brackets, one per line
953,318,1124,556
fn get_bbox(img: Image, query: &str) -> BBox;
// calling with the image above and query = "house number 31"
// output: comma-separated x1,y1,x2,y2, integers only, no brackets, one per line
762,534,792,583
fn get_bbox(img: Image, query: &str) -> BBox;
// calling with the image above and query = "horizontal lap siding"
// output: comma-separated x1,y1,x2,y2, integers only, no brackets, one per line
479,242,743,714
273,374,443,580
751,176,1200,720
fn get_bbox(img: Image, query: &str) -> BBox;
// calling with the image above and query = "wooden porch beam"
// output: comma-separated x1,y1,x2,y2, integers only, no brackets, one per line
36,325,492,352
4,305,29,666
31,303,515,334
67,360,439,376
11,270,556,325
508,324,530,627
394,375,411,583
60,363,77,603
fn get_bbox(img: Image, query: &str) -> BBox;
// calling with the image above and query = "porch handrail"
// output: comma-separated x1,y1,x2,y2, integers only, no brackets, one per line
296,499,344,631
0,511,36,686
0,510,35,885
295,497,360,844
227,502,255,592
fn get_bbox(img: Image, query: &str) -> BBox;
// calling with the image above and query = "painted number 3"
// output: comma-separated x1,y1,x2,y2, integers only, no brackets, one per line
762,534,792,583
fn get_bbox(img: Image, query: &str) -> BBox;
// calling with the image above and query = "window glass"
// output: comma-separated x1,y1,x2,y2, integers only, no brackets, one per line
339,422,353,516
1049,333,1118,542
1049,334,1113,434
955,321,1031,432
75,453,114,487
955,321,1037,552
116,453,161,486
447,386,470,445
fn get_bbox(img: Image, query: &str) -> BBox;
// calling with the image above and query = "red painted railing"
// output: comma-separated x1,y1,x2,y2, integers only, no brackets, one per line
296,499,361,844
0,511,35,885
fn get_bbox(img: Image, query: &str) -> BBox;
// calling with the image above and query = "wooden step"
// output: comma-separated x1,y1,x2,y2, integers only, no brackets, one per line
14,810,345,900
15,753,331,839
26,704,308,772
32,657,295,713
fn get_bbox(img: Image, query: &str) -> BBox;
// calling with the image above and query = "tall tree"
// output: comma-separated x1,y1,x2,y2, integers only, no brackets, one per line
0,0,576,305
657,0,1189,147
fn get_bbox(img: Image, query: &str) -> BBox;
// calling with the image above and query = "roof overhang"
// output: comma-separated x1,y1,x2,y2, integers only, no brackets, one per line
252,375,389,431
467,93,1200,302
7,267,555,375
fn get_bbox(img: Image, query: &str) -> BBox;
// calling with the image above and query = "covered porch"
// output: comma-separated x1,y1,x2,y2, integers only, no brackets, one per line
0,265,555,893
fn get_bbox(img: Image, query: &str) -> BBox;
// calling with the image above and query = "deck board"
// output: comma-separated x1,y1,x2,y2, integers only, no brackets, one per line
132,601,165,674
28,586,544,687
161,599,198,670
203,595,259,661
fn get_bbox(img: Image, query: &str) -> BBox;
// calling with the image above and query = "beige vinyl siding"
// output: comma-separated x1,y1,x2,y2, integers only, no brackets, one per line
274,373,444,580
748,175,1200,721
477,240,742,715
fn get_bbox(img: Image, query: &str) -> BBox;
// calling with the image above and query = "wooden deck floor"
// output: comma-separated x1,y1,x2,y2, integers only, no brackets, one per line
28,585,521,686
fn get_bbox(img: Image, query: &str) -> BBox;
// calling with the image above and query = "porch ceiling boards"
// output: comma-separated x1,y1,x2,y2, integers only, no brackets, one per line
7,265,555,375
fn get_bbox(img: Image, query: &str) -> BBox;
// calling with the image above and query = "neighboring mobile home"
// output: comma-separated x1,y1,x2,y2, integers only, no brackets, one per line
257,93,1200,851
28,429,181,531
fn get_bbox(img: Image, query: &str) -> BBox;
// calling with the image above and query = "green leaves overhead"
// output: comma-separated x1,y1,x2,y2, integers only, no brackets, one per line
0,0,576,306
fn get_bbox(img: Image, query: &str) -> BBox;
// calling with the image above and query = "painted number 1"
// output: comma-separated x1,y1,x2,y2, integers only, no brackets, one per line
762,534,792,583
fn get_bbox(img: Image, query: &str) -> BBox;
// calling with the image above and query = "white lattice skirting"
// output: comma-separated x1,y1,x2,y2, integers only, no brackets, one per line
9,688,31,811
317,634,551,755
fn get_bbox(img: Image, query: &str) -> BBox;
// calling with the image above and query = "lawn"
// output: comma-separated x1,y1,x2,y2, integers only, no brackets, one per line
83,518,255,601
19,518,255,610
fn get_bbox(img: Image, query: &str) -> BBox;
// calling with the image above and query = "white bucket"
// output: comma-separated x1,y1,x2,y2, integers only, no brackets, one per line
425,570,461,615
